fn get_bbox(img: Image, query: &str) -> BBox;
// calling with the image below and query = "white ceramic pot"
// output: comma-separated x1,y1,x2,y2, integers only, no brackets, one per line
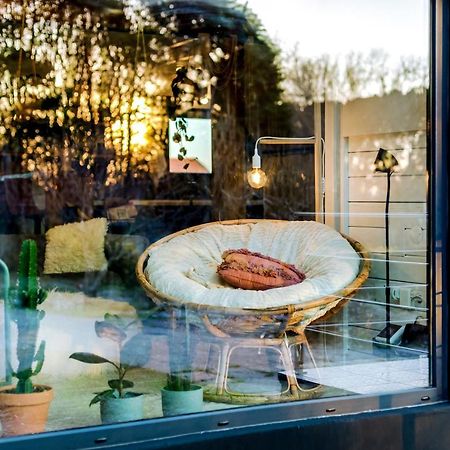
160,385,203,416
100,394,144,424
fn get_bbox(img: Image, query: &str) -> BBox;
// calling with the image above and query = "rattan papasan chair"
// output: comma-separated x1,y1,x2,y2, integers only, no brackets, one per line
136,219,370,403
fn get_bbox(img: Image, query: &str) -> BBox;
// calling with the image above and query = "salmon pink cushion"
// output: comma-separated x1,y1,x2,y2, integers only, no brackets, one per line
217,249,305,290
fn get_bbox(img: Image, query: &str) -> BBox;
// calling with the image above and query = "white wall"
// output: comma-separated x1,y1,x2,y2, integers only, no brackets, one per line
7,292,139,379
325,91,428,309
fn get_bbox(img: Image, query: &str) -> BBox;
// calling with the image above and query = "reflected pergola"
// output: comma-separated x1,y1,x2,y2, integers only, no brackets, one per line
0,0,249,189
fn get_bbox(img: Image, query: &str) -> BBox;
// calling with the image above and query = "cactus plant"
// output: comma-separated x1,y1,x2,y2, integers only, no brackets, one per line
10,239,48,394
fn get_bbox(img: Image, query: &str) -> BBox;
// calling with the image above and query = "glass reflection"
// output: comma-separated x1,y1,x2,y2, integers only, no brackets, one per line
0,0,431,438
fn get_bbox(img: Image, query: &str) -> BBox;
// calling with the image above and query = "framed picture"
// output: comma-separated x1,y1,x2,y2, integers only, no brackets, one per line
168,117,213,173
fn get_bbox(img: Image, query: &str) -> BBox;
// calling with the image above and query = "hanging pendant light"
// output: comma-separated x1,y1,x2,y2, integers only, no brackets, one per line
247,137,268,189
247,136,317,189
247,151,267,189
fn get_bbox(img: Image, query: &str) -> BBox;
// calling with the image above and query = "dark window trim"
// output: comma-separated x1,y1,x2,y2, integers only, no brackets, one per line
431,0,450,400
0,0,448,448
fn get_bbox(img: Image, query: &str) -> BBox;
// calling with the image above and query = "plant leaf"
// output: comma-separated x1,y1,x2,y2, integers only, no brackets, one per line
37,288,48,305
89,389,115,406
95,321,127,343
177,154,184,161
32,340,46,376
108,379,134,389
120,333,153,368
104,313,128,329
124,392,142,398
69,352,114,365
183,163,190,170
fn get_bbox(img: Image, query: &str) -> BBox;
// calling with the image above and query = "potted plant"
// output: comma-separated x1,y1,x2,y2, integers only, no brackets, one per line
161,307,203,416
69,313,152,424
0,240,52,436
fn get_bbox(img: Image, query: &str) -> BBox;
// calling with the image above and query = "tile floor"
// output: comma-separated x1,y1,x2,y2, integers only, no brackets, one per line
302,357,429,395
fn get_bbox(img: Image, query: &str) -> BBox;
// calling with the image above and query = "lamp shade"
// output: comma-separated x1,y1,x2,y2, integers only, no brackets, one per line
373,148,399,174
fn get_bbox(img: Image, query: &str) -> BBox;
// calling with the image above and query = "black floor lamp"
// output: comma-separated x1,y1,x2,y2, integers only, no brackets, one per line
373,148,399,345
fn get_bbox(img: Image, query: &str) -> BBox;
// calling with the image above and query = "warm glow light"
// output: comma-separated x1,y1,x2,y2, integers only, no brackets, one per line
247,167,267,189
130,121,148,146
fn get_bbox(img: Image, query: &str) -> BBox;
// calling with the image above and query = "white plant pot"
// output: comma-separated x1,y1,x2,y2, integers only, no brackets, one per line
100,395,144,424
161,385,203,417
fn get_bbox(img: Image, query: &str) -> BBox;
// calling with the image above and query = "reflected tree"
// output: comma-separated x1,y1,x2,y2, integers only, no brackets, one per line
0,0,293,225
283,45,428,109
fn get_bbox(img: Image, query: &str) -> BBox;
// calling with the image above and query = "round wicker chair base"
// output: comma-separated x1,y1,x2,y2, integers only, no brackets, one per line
203,385,324,405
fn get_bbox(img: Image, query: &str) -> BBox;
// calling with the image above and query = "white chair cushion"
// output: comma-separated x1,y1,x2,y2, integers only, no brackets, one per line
145,221,360,309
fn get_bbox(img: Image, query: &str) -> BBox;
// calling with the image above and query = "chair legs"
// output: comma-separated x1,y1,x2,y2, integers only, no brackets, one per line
288,333,321,387
213,333,318,398
303,336,321,381
216,343,230,395
279,339,299,397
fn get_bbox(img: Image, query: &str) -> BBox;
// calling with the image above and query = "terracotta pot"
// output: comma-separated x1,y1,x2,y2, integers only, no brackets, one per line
0,385,53,436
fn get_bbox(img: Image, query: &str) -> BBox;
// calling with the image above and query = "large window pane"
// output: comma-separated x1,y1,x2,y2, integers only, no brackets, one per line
0,0,433,438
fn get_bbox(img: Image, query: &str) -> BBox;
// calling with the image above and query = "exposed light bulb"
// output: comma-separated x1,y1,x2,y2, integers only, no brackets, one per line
247,167,267,189
247,151,267,189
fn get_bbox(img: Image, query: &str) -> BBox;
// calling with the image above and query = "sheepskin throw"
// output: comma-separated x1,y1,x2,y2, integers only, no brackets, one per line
145,221,361,309
44,218,108,274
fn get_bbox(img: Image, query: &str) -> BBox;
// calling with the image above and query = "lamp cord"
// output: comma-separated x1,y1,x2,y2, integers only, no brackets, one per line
252,135,325,223
253,136,316,156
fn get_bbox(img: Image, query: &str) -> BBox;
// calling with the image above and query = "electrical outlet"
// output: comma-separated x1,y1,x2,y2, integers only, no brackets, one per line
411,288,425,307
399,288,412,307
391,288,401,305
391,287,411,307
403,226,426,253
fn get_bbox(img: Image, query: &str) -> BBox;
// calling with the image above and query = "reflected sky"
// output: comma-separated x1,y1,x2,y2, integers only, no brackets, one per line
239,0,429,60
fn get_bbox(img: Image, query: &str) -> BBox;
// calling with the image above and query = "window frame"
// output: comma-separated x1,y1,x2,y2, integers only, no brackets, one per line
0,0,448,448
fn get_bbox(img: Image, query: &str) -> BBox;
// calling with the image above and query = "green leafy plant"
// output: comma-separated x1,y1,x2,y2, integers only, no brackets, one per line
171,117,196,170
69,313,152,406
9,240,48,394
169,67,199,171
